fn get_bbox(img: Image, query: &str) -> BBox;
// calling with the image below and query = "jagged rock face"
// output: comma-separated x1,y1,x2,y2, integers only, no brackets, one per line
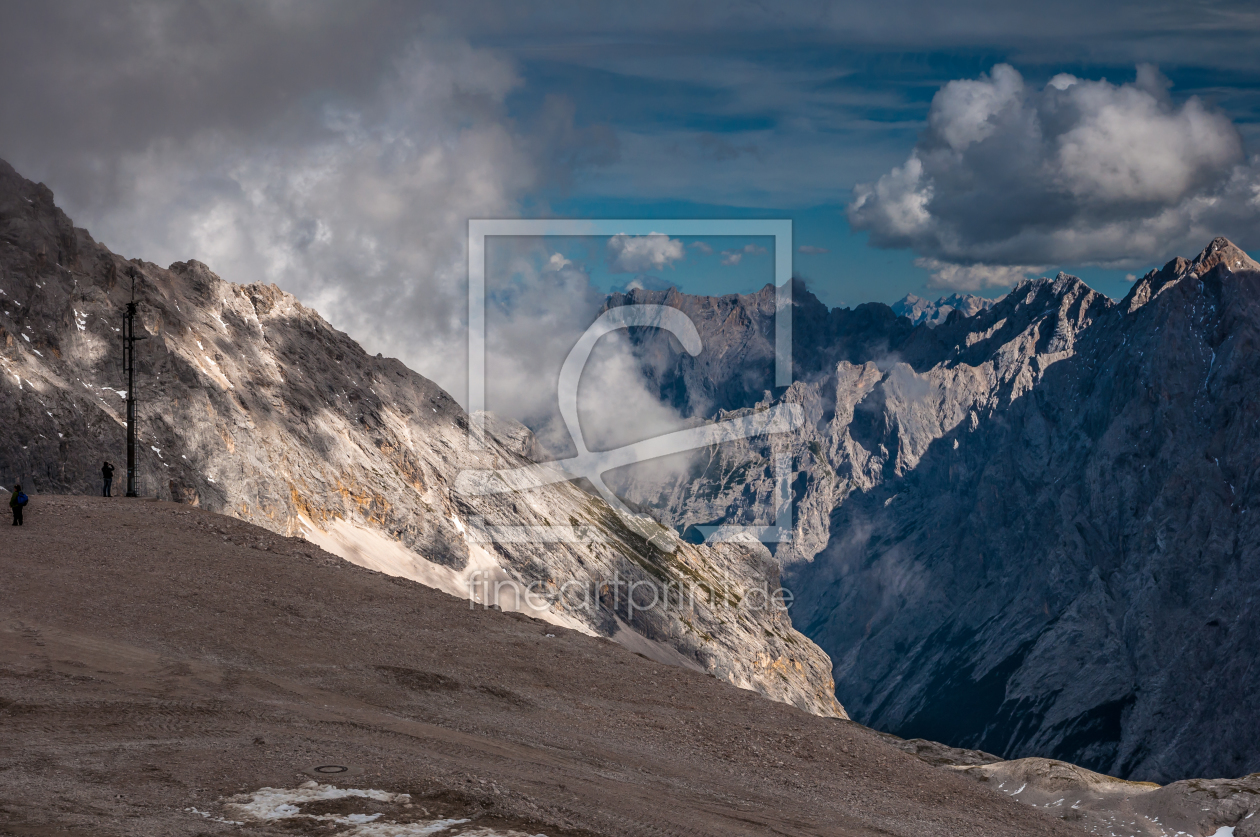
610,273,1107,567
613,242,1260,782
608,282,915,418
892,293,998,327
800,244,1260,783
0,158,845,719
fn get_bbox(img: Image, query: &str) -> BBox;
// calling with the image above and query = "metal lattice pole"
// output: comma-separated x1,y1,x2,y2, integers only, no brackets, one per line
121,268,146,497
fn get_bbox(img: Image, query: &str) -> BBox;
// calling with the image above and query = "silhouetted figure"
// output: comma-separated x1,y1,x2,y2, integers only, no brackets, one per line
102,461,115,497
10,483,26,526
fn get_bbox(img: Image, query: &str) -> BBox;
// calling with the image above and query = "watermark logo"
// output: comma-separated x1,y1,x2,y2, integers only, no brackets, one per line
457,220,795,545
466,570,795,619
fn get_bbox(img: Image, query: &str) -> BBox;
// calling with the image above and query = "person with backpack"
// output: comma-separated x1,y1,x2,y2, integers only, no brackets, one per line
102,461,115,497
10,483,27,526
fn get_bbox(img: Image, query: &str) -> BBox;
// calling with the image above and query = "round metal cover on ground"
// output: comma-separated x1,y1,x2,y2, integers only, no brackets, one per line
303,764,364,778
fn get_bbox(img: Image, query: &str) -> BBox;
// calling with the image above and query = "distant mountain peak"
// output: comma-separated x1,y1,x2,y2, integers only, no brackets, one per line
892,291,998,327
1189,236,1260,277
1126,236,1260,313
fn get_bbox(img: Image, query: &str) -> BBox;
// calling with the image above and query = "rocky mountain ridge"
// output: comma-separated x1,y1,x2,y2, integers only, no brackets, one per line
0,158,844,719
608,270,1110,564
608,240,1260,783
892,292,999,327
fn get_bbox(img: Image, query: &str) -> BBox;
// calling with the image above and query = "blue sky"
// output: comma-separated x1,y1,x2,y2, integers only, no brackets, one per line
536,200,1160,308
488,15,1260,306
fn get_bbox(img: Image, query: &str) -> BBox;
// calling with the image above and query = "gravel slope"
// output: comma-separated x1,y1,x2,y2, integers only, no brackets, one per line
0,495,1079,837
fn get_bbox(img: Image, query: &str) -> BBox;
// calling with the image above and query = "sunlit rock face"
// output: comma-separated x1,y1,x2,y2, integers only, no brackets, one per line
612,241,1260,783
0,158,846,720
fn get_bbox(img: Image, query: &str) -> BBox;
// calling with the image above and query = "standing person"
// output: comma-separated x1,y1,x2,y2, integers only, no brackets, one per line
10,484,25,526
102,461,114,497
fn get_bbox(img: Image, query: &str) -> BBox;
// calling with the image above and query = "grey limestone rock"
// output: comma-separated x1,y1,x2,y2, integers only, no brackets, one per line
0,158,845,719
610,243,1260,782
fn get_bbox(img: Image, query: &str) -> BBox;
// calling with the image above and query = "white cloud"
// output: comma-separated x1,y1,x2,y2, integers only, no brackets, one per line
849,154,933,242
689,240,714,255
849,63,1260,273
79,38,535,404
545,252,572,271
719,243,768,266
14,26,620,414
605,233,685,273
928,62,1024,152
573,329,691,454
480,249,689,469
914,258,1046,291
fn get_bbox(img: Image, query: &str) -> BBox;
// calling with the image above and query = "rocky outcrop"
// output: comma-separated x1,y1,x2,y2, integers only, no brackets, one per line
881,729,1260,837
610,242,1260,783
0,158,845,719
953,759,1260,837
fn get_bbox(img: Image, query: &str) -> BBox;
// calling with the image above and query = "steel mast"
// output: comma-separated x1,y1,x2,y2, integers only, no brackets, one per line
121,267,146,497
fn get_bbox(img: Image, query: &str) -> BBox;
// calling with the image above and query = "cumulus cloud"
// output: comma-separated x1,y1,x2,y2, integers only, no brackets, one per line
689,240,714,255
606,233,686,273
90,41,542,406
849,63,1260,285
720,243,768,266
545,252,573,271
798,245,829,254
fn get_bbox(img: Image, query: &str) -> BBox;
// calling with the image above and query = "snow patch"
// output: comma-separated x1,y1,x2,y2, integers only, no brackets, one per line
217,783,543,836
225,783,408,821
